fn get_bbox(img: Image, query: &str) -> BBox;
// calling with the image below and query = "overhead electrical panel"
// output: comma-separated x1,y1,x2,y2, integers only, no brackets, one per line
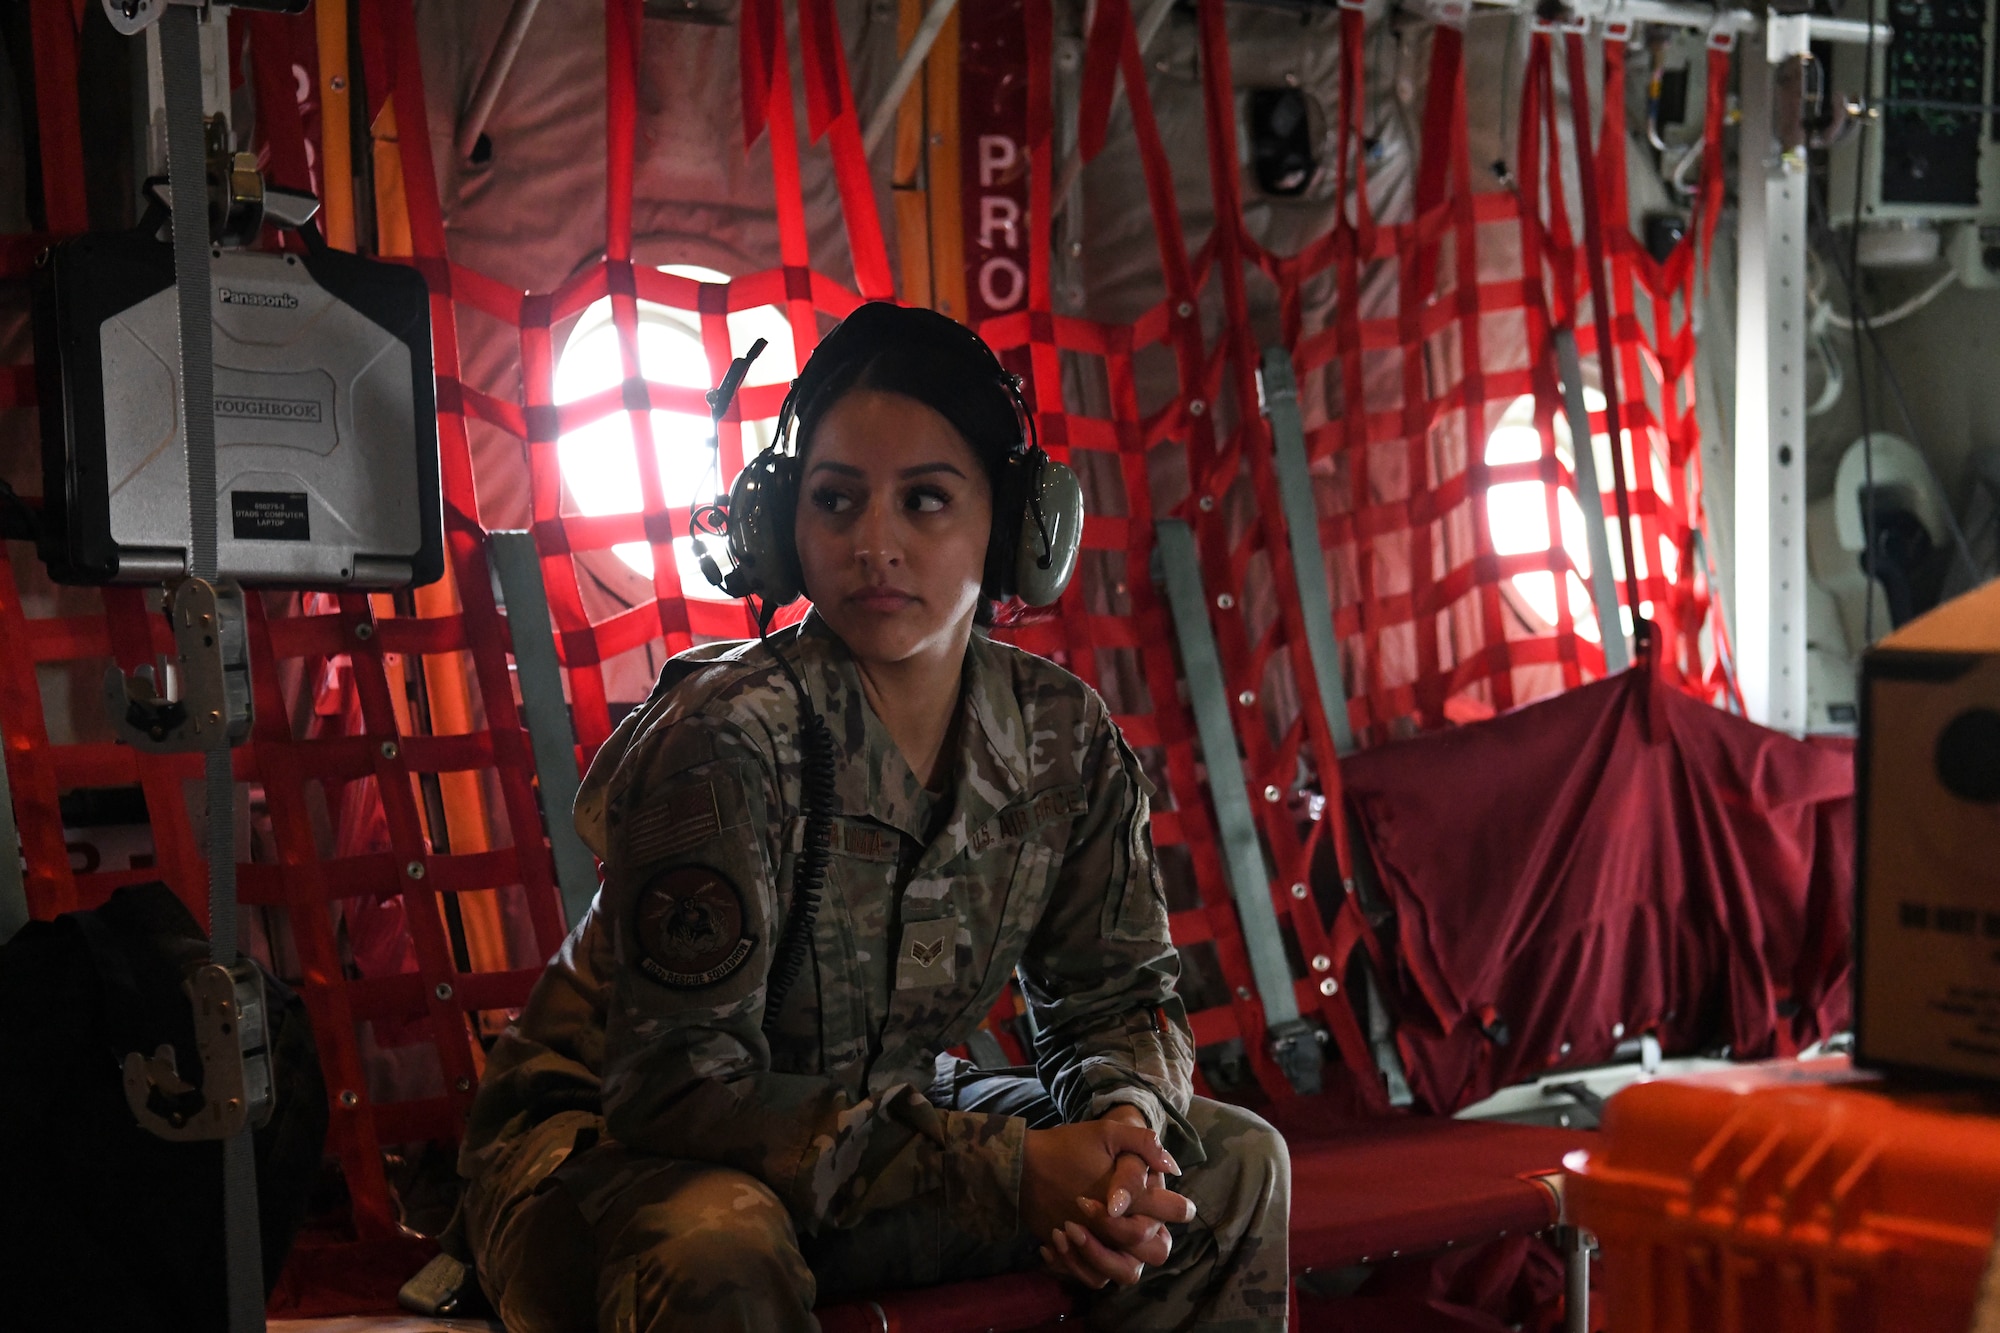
1829,0,2000,277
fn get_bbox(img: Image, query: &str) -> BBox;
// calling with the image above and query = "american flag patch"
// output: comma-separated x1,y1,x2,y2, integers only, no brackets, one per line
625,781,723,866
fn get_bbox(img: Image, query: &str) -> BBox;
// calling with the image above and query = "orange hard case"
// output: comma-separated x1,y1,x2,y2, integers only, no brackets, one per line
1568,1057,2000,1333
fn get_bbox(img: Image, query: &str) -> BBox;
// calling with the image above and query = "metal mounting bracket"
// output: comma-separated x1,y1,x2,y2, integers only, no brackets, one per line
123,960,275,1141
104,0,307,39
105,577,253,753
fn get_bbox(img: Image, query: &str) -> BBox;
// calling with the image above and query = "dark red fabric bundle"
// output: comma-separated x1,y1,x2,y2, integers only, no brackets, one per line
1343,668,1855,1113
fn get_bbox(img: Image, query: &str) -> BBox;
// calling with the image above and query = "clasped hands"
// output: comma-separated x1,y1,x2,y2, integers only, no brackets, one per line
1020,1104,1196,1289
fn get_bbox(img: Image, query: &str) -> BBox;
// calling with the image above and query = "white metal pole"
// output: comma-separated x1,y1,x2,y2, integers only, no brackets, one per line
862,0,962,158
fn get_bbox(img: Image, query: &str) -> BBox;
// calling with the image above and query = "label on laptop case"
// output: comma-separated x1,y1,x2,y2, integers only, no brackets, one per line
231,491,310,541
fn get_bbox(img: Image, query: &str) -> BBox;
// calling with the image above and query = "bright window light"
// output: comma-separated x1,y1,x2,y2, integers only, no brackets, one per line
554,264,795,594
1483,391,1607,643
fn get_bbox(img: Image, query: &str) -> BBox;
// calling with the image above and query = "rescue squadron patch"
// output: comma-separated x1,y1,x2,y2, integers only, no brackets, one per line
634,865,756,988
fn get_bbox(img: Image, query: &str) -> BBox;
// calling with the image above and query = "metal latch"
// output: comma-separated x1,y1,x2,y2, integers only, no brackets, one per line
123,960,275,1141
1267,1017,1325,1096
105,576,253,753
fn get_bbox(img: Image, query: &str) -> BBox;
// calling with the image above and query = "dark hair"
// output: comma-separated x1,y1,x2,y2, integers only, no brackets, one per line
787,303,1029,615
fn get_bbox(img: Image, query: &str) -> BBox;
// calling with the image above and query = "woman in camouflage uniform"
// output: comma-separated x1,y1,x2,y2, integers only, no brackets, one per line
459,304,1291,1331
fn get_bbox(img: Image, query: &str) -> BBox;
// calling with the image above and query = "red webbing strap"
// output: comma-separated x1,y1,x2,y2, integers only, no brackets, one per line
988,312,1295,1105
1197,0,1354,814
0,548,75,921
739,0,781,148
1500,38,1584,685
1324,3,1385,738
1390,29,1450,727
1515,29,1596,679
997,0,1294,1104
374,0,568,960
798,0,896,300
607,0,639,265
340,592,484,1108
1117,0,1282,1097
1019,0,1096,671
1189,0,1384,1106
28,2,88,234
599,1,694,650
1562,31,1644,638
1077,0,1132,163
1109,5,1207,473
1333,3,1376,251
759,8,833,378
240,601,398,1234
1434,26,1525,714
1517,34,1577,341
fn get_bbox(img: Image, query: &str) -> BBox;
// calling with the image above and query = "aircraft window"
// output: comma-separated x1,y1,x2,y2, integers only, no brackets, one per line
554,264,793,596
1482,389,1636,645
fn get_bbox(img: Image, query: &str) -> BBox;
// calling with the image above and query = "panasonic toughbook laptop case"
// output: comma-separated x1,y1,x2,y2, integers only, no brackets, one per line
32,229,443,588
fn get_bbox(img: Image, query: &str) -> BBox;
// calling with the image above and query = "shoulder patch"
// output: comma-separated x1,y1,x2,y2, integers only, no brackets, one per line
633,865,756,988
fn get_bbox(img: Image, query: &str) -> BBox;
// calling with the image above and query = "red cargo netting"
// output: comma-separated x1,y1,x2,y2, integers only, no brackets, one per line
1037,0,1737,1100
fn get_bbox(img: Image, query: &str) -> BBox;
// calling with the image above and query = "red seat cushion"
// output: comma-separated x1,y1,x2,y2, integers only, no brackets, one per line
812,1115,1582,1330
1271,1111,1583,1271
816,1270,1074,1332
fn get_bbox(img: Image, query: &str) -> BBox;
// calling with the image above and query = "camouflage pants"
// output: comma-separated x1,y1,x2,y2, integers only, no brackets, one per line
463,1073,1289,1332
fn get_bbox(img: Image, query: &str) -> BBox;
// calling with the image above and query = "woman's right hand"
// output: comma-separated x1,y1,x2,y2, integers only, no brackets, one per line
1020,1119,1192,1287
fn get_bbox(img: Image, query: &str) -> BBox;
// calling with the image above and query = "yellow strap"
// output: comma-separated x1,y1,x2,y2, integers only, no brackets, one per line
314,0,355,250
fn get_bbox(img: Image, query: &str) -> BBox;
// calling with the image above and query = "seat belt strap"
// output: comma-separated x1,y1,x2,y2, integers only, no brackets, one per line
1156,520,1321,1093
160,9,264,1329
1260,347,1356,757
489,531,599,929
1555,327,1630,673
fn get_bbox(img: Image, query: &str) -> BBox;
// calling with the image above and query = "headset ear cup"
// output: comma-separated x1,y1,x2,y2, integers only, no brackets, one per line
725,451,804,607
1014,457,1083,607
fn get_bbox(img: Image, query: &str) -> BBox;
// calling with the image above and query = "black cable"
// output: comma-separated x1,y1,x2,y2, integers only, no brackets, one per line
692,336,834,1038
1850,9,1879,645
758,636,834,1039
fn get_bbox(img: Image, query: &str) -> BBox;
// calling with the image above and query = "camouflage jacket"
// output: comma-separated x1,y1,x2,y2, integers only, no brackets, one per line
461,614,1197,1239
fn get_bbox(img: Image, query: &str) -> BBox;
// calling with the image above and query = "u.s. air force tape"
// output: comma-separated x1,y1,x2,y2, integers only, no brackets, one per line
634,865,756,988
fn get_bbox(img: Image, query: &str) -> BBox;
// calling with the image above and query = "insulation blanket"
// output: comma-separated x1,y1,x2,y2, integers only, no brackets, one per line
1342,667,1854,1113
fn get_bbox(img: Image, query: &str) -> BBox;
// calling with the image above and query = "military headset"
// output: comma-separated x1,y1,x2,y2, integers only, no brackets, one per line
693,303,1083,621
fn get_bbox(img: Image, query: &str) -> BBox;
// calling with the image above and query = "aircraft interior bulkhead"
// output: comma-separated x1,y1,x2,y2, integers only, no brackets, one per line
3,0,2000,1328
